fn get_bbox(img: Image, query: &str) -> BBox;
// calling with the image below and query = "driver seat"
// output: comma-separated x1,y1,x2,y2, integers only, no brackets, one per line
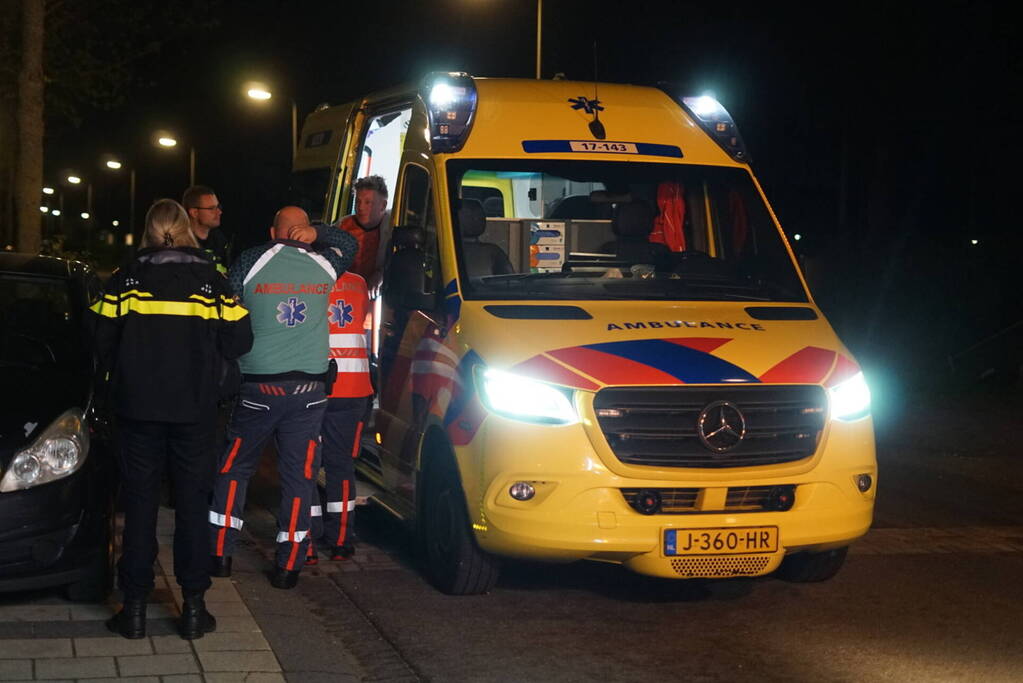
599,201,672,265
458,199,514,277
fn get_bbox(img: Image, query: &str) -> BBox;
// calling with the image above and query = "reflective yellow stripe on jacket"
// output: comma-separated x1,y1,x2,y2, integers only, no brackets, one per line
90,290,248,321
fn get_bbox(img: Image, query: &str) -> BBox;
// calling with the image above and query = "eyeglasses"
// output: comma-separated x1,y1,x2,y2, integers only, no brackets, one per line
194,205,222,211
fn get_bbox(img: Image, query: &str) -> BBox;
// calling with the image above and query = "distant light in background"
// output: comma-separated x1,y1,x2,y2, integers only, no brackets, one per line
80,212,90,220
247,87,272,101
157,137,177,147
106,160,122,170
125,233,134,246
793,233,802,241
39,206,48,213
51,209,61,216
112,220,120,227
42,186,54,195
67,175,81,184
970,239,979,245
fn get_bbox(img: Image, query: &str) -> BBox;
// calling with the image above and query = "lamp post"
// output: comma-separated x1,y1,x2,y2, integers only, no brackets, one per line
103,157,136,246
245,84,298,166
156,134,196,186
535,0,542,79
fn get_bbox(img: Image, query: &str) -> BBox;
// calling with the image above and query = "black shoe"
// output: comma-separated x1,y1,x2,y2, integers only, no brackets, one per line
106,599,147,639
178,592,217,640
211,555,232,578
269,567,300,589
330,544,356,561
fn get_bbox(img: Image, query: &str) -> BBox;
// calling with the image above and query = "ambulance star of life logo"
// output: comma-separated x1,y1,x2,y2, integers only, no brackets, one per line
276,297,306,327
568,96,604,115
328,298,354,328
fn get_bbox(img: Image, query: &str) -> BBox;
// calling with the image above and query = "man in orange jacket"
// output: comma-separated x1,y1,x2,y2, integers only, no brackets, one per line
334,175,391,286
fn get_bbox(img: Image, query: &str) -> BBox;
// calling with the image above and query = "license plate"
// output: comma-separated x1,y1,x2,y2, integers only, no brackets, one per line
664,527,778,556
569,140,638,154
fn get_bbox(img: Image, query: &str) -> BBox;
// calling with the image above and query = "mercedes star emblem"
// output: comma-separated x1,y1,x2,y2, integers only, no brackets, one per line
697,401,747,453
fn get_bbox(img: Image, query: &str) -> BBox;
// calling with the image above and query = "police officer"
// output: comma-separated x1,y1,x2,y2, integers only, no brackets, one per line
182,185,230,275
307,269,372,564
91,199,252,639
208,206,355,589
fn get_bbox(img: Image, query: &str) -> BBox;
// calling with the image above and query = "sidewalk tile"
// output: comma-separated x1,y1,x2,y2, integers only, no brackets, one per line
117,653,200,677
70,604,116,621
35,655,116,679
74,636,154,656
151,635,192,654
161,676,204,683
79,678,159,683
203,601,251,617
191,631,270,652
196,650,281,672
0,659,32,680
204,673,286,683
0,605,70,622
0,638,72,658
207,615,261,633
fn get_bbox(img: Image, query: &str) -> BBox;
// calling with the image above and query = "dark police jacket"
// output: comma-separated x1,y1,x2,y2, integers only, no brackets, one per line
89,247,253,423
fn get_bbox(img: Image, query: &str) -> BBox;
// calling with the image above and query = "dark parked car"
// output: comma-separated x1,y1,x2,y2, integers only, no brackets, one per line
0,253,115,600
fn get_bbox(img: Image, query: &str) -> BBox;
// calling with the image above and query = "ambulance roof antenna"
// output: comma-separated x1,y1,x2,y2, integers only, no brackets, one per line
588,41,606,139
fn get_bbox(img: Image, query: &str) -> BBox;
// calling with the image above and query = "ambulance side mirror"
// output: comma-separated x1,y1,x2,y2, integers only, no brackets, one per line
383,226,438,311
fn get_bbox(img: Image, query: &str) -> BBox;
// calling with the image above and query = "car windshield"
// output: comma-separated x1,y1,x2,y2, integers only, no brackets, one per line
447,160,808,303
0,274,81,369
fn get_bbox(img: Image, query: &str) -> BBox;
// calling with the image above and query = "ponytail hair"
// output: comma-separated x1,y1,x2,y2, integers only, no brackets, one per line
141,199,198,249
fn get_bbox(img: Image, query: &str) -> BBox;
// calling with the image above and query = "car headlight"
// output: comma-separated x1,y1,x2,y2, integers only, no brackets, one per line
828,372,871,421
1,409,90,492
476,367,578,425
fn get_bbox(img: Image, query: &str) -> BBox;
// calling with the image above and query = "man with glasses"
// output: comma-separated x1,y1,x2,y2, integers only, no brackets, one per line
183,185,230,275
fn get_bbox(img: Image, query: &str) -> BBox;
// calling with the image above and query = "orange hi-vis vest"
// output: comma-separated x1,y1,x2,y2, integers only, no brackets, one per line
327,271,373,398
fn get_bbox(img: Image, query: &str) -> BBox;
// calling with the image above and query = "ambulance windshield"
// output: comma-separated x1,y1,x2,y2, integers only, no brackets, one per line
447,160,808,303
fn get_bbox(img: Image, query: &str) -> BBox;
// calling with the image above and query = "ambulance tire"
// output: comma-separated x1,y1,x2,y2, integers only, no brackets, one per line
777,546,848,583
421,453,500,595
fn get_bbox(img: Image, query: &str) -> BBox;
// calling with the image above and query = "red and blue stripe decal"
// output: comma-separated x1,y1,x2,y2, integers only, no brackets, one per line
561,338,758,384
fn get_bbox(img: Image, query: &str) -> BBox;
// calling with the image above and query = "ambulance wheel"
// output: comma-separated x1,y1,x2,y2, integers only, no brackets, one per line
777,546,848,583
422,455,500,595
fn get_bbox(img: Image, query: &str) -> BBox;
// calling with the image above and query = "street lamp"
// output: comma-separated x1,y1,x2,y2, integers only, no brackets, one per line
103,156,136,246
42,186,54,195
67,175,81,184
245,82,298,166
155,133,196,185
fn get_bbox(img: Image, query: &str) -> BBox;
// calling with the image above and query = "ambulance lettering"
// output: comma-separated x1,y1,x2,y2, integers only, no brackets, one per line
607,321,765,331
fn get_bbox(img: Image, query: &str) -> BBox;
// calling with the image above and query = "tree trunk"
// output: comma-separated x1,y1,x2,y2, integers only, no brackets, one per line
15,0,44,254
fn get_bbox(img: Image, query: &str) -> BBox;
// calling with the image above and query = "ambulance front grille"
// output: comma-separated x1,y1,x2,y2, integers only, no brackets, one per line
621,485,789,513
594,385,826,468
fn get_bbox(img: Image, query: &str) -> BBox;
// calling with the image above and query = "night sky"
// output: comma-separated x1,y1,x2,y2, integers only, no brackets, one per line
45,0,1021,399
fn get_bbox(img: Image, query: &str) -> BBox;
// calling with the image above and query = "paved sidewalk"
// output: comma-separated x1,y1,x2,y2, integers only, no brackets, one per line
0,509,287,682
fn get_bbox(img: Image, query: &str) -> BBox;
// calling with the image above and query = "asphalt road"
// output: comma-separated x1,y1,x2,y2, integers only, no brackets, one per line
242,386,1023,682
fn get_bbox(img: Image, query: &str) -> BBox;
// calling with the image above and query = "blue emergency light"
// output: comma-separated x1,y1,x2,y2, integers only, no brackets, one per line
423,72,478,153
672,93,751,163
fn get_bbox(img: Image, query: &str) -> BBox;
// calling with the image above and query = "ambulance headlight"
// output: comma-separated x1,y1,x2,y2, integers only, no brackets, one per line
476,368,578,425
828,372,872,421
422,72,477,153
1,409,90,492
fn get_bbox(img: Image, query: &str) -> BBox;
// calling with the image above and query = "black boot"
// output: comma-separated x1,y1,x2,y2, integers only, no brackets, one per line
106,598,147,639
269,566,300,589
210,555,232,578
178,591,217,640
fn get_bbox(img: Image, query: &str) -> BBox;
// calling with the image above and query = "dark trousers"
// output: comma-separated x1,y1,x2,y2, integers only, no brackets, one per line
116,416,217,600
209,381,327,570
312,396,368,548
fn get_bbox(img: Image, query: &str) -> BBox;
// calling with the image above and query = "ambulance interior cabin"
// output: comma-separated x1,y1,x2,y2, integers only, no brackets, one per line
450,160,808,304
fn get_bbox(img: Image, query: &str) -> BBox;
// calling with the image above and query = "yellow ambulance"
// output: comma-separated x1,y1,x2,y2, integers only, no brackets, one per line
293,73,876,594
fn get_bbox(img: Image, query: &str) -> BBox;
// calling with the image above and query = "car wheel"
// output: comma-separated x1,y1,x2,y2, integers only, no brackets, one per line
421,456,500,595
64,507,115,602
777,546,848,583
